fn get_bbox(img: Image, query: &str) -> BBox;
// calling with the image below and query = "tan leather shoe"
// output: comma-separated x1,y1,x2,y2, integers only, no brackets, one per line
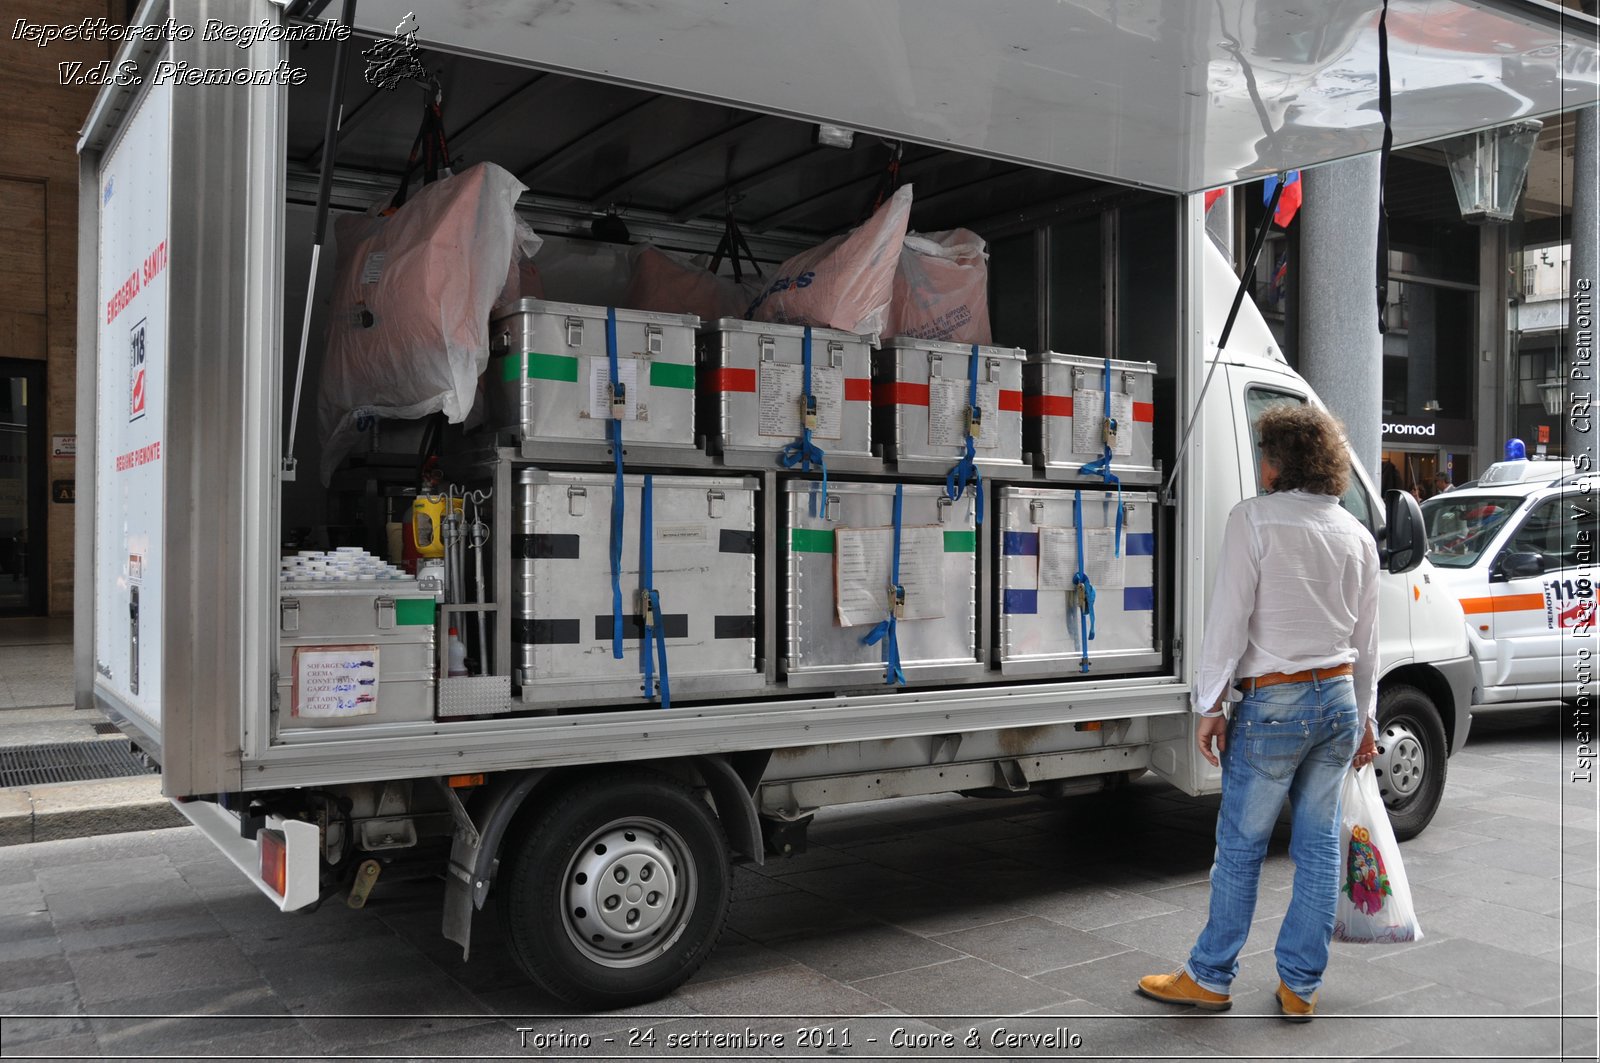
1135,969,1232,1011
1276,981,1317,1023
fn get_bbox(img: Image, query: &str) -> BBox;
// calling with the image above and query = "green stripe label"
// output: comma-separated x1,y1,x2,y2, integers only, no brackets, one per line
395,598,435,626
499,351,579,383
943,531,977,552
649,361,696,390
790,529,835,553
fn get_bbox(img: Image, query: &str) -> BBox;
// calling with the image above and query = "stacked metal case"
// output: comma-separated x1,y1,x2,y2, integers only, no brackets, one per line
782,480,984,688
1023,353,1159,484
873,338,1029,474
513,468,763,708
489,299,701,458
698,319,879,471
995,486,1160,677
277,582,439,728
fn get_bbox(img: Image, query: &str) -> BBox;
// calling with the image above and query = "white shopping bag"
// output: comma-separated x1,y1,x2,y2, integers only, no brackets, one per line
1333,764,1423,944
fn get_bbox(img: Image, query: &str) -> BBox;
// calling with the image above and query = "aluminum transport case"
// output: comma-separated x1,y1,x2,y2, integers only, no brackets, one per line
783,480,983,688
873,338,1029,474
698,319,879,472
996,486,1160,677
514,468,763,708
489,299,700,460
276,583,439,730
1023,353,1158,484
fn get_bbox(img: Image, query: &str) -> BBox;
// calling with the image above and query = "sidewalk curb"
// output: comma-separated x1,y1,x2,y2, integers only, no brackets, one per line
0,775,185,846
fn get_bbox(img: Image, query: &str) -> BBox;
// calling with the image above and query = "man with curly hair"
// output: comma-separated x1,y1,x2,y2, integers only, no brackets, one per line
1137,403,1379,1023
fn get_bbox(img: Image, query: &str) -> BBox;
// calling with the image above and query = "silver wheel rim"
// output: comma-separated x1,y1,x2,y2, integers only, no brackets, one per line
561,816,696,969
1375,717,1427,806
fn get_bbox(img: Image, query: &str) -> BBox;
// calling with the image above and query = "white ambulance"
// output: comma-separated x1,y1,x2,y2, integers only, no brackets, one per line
1422,455,1592,708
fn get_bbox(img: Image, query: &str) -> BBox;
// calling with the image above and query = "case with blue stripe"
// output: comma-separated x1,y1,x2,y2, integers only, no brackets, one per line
995,486,1162,677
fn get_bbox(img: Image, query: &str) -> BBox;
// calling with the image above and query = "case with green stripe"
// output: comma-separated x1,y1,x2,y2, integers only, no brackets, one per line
489,298,700,454
783,480,984,688
275,582,438,730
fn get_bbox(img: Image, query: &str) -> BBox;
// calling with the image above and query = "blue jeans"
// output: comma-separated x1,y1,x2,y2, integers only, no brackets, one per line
1185,676,1363,998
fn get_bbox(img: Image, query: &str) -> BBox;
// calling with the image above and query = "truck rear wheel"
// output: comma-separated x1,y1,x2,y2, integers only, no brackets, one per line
499,771,731,1008
1373,685,1447,841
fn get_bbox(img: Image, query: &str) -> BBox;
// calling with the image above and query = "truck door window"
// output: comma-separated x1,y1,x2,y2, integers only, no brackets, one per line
1244,387,1374,533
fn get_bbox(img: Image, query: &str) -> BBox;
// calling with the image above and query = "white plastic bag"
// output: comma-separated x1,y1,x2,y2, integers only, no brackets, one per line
317,162,528,482
883,228,993,344
747,184,912,335
1333,764,1422,944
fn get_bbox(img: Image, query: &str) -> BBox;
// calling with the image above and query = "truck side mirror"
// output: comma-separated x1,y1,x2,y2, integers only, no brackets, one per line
1382,489,1426,574
1493,551,1546,582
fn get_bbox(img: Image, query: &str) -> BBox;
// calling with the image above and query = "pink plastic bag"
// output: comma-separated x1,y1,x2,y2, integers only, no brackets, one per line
623,243,757,322
884,228,992,344
318,162,527,482
747,185,912,335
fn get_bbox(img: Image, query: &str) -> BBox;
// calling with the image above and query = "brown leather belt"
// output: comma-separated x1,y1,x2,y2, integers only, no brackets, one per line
1236,663,1353,693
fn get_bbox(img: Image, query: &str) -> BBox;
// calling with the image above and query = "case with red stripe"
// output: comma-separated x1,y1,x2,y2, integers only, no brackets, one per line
696,318,880,472
871,337,1029,475
1022,352,1159,484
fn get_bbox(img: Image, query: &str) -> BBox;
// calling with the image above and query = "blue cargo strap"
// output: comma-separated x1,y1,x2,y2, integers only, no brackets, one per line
945,344,985,525
779,325,829,516
1077,354,1125,557
607,307,625,659
638,474,671,709
1071,489,1097,674
861,482,908,686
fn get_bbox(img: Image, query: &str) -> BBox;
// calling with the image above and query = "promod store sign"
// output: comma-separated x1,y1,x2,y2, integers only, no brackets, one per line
1381,417,1473,445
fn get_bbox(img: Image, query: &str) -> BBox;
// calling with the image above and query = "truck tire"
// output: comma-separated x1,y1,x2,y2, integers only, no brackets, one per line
499,771,731,1008
1373,685,1448,841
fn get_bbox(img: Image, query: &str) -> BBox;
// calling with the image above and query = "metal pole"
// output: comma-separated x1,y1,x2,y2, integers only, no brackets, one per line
283,0,358,479
1163,179,1286,499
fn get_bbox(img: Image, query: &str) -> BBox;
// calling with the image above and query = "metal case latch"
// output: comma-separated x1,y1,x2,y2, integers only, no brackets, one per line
707,490,726,518
375,597,396,630
280,597,300,633
646,325,663,355
824,494,842,522
936,495,953,523
565,317,584,347
828,340,845,368
1029,499,1046,525
567,486,588,516
759,336,776,361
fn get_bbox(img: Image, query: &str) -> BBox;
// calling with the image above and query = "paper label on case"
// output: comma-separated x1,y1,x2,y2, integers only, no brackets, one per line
928,377,999,449
1037,526,1125,592
833,525,945,627
1072,388,1134,456
758,360,843,439
587,356,640,420
293,646,380,718
360,252,386,285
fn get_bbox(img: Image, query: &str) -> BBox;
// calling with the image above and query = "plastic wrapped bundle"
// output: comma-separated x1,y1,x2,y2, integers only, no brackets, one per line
746,184,912,336
622,243,758,322
884,228,992,344
317,162,528,482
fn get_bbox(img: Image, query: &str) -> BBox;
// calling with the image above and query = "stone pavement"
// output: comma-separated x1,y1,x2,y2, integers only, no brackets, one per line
0,619,181,846
0,705,1594,1061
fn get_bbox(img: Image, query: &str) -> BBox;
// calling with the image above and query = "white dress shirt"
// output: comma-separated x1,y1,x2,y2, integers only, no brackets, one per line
1193,490,1379,726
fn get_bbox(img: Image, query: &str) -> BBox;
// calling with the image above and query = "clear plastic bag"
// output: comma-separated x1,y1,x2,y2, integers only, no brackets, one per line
1333,764,1423,944
623,243,759,322
317,162,527,482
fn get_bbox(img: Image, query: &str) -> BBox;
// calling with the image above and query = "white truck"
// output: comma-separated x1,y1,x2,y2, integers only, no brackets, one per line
74,0,1584,1008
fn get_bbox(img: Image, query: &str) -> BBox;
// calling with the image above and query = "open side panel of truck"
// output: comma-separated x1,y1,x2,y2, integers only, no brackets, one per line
76,0,286,796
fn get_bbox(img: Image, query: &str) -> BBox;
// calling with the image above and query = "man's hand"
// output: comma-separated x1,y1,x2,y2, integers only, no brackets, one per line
1353,720,1378,769
1197,713,1227,768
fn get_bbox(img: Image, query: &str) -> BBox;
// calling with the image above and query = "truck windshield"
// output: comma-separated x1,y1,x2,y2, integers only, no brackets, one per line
1421,495,1522,568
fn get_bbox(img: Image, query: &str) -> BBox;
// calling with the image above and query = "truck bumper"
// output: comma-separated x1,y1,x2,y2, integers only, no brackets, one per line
173,799,321,911
1434,654,1476,755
